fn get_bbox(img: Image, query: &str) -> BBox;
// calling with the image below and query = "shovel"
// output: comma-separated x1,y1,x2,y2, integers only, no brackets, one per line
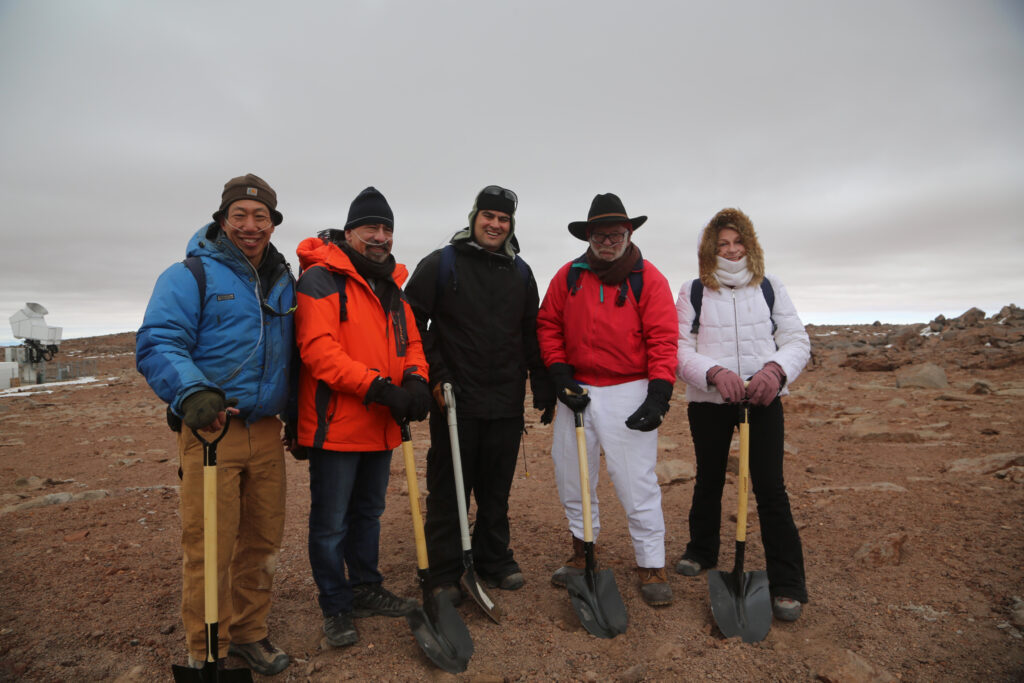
708,401,772,643
442,383,503,623
564,404,628,638
172,420,254,683
400,422,474,673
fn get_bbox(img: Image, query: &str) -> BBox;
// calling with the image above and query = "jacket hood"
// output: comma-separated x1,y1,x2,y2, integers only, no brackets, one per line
186,222,287,276
698,208,764,290
296,235,408,286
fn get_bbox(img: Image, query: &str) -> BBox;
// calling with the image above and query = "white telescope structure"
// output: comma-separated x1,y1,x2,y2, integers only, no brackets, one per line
10,303,62,362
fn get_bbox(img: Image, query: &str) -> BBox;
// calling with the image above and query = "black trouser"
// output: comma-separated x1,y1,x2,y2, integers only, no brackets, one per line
424,409,524,587
683,399,807,603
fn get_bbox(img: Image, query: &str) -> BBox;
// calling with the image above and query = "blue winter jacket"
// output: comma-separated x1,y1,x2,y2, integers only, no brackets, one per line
136,223,296,423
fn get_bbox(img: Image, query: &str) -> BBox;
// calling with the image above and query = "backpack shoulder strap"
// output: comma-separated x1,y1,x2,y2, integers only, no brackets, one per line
183,256,206,304
566,255,589,296
689,279,704,334
436,244,458,295
760,278,776,333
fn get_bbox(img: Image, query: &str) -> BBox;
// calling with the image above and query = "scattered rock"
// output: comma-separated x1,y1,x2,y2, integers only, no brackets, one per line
946,452,1024,474
967,381,993,395
896,362,948,389
815,648,897,682
64,530,89,542
854,532,908,567
615,663,646,683
656,459,695,485
807,483,907,494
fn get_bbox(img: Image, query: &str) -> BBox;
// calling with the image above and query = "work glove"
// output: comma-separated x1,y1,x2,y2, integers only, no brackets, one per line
365,376,412,424
746,362,786,407
548,362,590,412
403,376,432,422
707,366,745,404
625,379,673,432
539,405,556,425
431,378,457,410
181,390,226,430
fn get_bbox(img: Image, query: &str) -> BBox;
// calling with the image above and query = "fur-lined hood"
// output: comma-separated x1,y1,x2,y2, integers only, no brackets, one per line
698,208,765,290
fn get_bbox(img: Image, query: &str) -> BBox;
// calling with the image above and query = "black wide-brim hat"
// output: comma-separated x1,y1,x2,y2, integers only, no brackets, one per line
568,193,647,240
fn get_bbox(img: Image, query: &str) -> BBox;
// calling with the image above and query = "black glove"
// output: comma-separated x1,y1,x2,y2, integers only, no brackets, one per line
625,379,673,432
283,420,308,461
364,376,412,424
548,363,590,412
539,405,556,425
181,390,226,430
403,376,432,422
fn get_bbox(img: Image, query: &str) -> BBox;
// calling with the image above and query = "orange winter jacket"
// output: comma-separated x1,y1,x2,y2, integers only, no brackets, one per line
294,237,428,451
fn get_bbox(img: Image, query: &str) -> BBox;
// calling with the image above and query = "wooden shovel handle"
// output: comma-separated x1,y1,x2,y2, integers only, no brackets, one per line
401,424,430,571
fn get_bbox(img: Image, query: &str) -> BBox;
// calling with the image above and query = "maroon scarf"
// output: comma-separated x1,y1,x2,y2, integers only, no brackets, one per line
585,243,642,285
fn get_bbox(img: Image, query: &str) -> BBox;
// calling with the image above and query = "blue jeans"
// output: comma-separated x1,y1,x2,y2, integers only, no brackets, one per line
308,448,392,616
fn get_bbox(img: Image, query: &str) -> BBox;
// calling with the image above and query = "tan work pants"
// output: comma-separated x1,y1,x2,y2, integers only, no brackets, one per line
178,416,286,660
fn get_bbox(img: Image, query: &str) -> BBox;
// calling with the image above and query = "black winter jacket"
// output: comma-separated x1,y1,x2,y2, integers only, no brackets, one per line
405,232,554,420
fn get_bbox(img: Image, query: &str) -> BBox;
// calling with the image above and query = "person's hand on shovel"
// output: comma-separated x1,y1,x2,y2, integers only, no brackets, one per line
548,363,590,412
707,366,745,404
182,390,239,433
746,362,785,406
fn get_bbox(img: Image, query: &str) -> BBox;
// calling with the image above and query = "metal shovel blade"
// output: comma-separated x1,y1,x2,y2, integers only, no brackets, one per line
565,545,628,638
708,565,772,643
460,556,504,623
406,590,473,674
172,664,254,683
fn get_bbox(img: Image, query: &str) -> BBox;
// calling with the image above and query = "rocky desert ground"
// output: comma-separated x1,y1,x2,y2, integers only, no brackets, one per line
1,305,1023,682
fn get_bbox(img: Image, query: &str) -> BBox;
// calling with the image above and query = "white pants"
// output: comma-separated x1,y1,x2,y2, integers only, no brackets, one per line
550,379,666,568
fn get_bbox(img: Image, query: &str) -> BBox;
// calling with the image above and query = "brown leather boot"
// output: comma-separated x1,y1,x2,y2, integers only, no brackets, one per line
551,535,596,587
637,566,673,606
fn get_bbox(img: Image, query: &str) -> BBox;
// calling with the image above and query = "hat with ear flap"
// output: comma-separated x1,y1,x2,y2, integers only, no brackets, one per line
568,193,647,240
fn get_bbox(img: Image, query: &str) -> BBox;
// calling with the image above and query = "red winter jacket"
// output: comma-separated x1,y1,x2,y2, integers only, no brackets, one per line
294,237,428,451
537,258,678,386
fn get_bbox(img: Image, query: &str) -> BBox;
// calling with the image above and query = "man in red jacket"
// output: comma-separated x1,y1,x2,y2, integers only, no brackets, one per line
537,193,679,606
294,187,432,648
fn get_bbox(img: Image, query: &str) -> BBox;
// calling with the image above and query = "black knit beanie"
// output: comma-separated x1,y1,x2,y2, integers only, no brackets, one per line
344,186,394,231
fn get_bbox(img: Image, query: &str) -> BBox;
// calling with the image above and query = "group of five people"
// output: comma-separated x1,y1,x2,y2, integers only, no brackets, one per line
136,174,810,675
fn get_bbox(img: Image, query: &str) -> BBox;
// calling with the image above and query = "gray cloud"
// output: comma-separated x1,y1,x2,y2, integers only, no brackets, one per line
2,0,1022,343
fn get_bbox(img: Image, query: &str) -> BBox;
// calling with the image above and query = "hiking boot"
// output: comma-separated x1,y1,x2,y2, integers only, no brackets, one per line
637,567,673,606
772,596,802,622
228,637,290,676
674,557,703,577
551,535,591,588
323,613,359,648
351,582,417,617
433,584,463,607
482,570,525,591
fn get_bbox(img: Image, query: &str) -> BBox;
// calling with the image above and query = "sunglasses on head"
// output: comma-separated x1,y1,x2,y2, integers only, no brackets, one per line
481,185,518,209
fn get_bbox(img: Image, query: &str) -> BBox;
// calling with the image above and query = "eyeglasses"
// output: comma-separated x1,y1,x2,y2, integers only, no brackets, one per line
225,209,273,233
481,185,518,209
589,230,629,246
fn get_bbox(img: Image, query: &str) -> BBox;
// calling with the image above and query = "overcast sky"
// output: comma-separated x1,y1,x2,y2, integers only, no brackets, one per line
2,0,1022,344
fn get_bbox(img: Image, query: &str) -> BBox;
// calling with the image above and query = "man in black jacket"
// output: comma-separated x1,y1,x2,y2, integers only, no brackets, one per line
405,185,555,597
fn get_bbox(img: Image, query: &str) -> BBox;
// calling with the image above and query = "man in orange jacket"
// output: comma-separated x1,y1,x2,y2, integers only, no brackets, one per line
294,187,431,648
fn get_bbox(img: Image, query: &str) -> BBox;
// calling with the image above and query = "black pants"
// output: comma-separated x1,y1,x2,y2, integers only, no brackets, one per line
683,399,807,603
424,409,524,586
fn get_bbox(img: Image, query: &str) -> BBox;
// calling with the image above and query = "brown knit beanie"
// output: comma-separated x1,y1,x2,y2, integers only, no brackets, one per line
212,173,283,225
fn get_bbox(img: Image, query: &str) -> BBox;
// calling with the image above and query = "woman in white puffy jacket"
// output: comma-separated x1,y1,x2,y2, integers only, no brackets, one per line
673,208,810,622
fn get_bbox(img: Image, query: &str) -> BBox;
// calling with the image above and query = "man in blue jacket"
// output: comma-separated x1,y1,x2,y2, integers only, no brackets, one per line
137,174,295,676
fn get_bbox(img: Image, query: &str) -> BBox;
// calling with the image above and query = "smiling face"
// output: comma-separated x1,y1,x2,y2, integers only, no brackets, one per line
587,222,632,262
716,227,747,262
345,223,394,263
472,209,511,252
222,199,274,266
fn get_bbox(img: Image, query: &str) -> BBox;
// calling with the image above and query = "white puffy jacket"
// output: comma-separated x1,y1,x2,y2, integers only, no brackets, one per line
675,274,810,404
